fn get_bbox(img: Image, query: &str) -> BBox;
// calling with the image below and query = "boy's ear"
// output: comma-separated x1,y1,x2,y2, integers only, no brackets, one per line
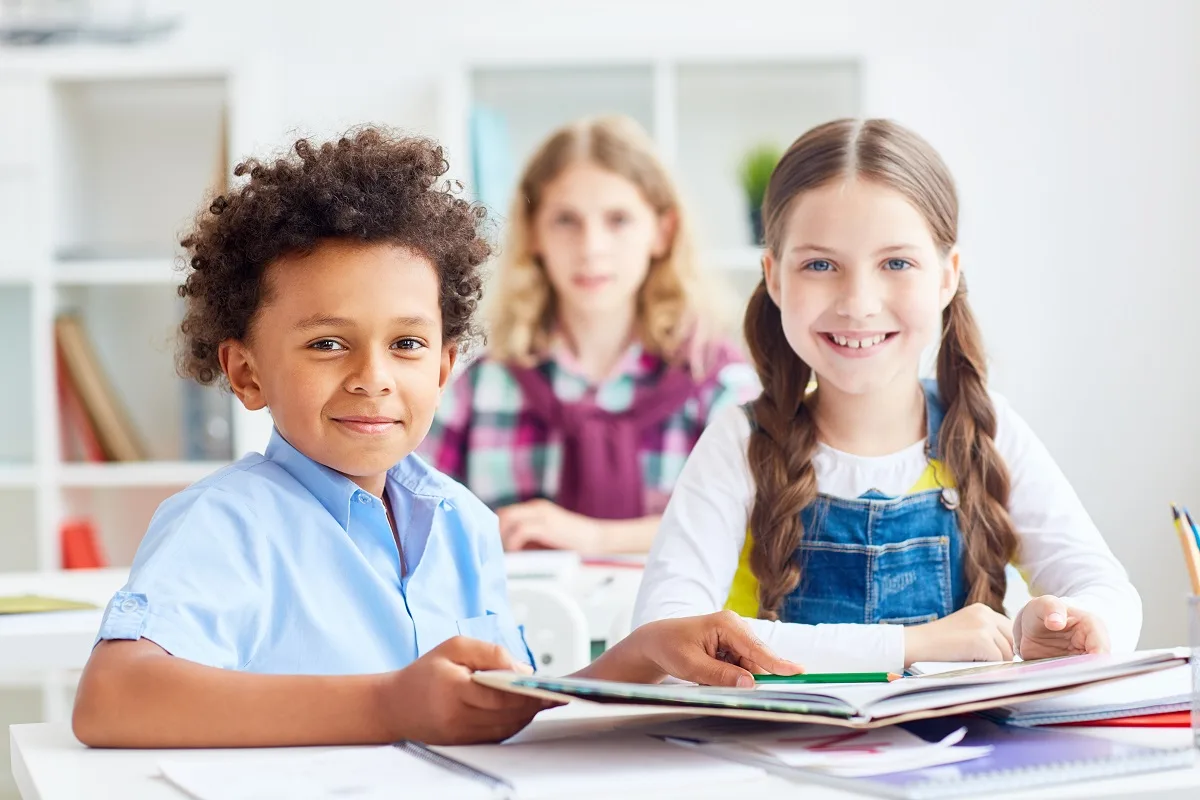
439,342,459,392
940,248,962,310
653,210,678,259
219,339,267,411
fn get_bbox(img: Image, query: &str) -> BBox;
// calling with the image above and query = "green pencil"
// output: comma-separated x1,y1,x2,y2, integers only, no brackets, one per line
753,672,902,684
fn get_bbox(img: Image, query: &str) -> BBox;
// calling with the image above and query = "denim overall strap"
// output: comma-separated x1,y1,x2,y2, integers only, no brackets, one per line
775,380,969,625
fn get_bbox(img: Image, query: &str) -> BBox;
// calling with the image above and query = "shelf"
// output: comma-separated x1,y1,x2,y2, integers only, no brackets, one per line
54,258,185,285
0,466,36,489
59,461,228,488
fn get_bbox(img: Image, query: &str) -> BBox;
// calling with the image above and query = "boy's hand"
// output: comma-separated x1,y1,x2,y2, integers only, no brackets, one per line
381,637,556,745
584,610,804,687
1013,595,1110,660
903,603,1015,666
497,499,601,553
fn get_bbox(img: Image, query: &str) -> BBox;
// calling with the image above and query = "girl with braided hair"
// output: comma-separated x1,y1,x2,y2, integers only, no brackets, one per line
633,119,1140,672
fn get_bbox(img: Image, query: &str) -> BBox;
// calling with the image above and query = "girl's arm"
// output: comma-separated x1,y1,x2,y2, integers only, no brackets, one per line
631,405,908,672
993,394,1143,653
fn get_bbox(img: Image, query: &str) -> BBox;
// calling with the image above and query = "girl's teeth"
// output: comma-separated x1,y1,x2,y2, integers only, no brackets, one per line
831,334,888,349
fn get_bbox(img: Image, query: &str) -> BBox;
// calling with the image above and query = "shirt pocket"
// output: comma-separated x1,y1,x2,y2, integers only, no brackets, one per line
456,612,533,668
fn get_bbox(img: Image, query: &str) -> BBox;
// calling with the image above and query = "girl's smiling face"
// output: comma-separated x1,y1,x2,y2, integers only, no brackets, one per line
763,177,959,398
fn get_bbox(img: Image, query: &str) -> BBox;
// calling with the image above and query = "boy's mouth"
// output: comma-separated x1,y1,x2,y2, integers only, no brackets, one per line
333,415,400,435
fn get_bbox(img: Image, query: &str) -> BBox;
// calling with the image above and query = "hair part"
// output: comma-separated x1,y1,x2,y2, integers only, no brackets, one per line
745,118,1017,620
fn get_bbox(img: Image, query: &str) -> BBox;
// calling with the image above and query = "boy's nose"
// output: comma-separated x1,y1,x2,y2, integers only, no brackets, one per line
347,352,392,395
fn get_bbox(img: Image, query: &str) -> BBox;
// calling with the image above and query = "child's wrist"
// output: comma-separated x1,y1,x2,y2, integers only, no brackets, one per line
370,670,410,743
902,625,927,667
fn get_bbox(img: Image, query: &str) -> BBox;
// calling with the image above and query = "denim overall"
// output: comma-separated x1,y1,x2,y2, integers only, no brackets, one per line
764,381,968,625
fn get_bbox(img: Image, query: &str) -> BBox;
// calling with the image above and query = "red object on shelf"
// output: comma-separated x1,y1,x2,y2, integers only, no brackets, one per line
60,517,108,569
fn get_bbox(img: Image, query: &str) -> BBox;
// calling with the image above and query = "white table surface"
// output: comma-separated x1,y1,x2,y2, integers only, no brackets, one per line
10,714,1200,800
0,568,126,673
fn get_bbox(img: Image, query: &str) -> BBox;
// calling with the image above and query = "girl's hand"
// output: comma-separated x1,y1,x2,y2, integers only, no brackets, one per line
903,603,1015,665
1013,595,1111,660
497,499,602,553
581,610,805,686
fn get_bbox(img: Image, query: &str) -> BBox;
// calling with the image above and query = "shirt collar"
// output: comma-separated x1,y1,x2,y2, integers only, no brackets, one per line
265,429,447,530
546,334,652,384
265,429,362,530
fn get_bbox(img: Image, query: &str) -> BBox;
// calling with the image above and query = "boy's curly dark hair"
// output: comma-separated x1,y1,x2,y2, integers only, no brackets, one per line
177,127,490,386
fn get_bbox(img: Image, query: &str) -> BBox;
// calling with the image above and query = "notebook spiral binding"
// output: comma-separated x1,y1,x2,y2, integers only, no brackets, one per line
393,740,514,797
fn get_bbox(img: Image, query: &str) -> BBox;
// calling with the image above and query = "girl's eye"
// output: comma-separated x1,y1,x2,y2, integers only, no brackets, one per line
607,212,630,227
885,258,912,271
310,339,345,351
805,259,834,272
553,214,579,227
393,338,425,351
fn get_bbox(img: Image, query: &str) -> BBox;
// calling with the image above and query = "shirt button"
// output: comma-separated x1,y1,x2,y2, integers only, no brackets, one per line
120,598,138,613
357,493,371,505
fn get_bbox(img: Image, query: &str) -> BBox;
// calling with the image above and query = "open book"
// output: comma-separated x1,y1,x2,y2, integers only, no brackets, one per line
473,649,1189,729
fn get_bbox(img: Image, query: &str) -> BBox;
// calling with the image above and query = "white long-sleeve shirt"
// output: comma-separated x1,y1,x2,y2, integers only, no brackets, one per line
632,394,1142,672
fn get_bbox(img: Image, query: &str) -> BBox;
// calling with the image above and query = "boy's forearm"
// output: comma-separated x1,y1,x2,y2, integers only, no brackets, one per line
73,640,394,748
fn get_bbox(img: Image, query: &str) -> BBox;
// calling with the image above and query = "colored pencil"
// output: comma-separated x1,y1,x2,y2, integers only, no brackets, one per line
1170,504,1200,594
753,672,902,684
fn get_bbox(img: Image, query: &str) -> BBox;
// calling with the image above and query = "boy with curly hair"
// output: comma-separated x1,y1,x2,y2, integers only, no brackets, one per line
71,129,798,749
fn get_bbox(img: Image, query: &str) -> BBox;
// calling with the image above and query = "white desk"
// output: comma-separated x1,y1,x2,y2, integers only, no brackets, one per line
10,718,1200,800
0,569,126,673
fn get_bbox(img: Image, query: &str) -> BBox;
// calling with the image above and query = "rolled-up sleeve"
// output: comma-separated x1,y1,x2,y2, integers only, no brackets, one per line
96,484,271,670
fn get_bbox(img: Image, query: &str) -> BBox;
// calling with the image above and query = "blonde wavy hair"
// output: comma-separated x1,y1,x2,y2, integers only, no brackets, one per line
487,115,723,368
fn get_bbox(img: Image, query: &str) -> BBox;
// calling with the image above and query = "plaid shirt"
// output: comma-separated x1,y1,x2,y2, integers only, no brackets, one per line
419,339,761,515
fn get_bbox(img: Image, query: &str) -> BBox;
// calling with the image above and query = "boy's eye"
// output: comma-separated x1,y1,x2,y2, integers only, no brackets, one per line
392,338,425,351
310,339,345,351
805,259,834,272
885,258,912,271
606,211,630,227
553,213,579,227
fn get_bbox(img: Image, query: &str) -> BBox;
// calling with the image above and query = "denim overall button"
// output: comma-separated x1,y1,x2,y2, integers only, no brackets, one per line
941,487,960,510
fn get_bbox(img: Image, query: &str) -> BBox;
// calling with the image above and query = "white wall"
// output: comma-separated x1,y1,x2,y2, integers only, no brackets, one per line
174,0,1200,647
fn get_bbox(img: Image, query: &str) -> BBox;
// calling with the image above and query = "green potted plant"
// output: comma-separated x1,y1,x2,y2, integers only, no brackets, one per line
738,143,782,245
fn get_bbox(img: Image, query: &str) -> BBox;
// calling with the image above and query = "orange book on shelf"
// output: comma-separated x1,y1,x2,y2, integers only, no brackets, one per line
60,517,108,569
54,314,147,462
55,341,107,463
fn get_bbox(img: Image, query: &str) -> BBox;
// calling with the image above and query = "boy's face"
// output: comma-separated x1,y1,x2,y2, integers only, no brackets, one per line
220,240,456,496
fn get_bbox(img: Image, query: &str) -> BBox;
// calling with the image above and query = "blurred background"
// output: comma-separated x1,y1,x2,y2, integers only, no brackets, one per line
0,1,1198,795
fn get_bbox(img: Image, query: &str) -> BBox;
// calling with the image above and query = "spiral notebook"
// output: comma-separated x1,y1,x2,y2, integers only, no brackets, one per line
671,715,1195,799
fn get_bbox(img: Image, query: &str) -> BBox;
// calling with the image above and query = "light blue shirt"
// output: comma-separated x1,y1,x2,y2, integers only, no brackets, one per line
96,429,533,673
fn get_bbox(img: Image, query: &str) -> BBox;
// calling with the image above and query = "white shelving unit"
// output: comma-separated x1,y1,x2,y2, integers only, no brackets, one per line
440,54,862,313
0,46,279,575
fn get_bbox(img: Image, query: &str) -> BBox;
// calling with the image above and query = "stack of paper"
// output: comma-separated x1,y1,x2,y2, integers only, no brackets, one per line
651,718,992,777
